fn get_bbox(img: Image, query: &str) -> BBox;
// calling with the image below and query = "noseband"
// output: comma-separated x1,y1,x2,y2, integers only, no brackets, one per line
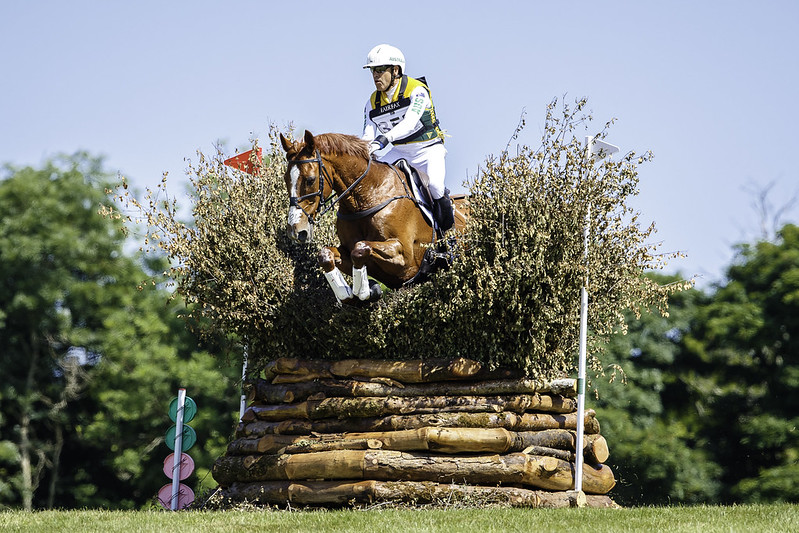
289,150,372,225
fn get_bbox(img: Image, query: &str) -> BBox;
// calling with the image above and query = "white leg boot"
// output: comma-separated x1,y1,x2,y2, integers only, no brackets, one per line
324,268,353,302
352,265,371,301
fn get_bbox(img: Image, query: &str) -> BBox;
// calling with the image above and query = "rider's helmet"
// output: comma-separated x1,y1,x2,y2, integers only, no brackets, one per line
363,44,405,74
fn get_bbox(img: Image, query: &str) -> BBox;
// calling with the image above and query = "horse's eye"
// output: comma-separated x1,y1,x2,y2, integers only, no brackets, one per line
305,175,316,184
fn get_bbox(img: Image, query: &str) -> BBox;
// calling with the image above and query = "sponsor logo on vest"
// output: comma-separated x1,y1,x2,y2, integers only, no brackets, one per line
378,101,402,114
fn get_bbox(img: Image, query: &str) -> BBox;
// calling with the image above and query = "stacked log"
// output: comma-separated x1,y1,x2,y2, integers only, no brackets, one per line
213,357,618,508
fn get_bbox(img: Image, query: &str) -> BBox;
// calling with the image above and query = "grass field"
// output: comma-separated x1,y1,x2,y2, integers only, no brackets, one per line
1,504,797,533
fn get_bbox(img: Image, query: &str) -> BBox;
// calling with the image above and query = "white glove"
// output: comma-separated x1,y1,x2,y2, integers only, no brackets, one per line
368,135,389,155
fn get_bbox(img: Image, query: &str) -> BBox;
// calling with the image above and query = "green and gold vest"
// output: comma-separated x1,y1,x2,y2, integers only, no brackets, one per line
369,75,444,145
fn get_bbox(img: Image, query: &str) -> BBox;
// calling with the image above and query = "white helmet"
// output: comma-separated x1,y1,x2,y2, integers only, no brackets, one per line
363,44,405,72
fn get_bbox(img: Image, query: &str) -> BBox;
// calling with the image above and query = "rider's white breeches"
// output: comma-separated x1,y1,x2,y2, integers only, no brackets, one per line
380,142,447,199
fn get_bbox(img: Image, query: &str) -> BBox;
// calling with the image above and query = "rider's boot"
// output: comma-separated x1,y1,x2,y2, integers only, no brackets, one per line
433,188,455,234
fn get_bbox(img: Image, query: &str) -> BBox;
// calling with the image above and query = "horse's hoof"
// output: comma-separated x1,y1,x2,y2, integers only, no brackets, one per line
338,296,357,307
368,280,383,302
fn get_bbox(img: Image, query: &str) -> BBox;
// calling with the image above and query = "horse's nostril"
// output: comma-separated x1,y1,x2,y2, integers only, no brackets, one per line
297,230,308,243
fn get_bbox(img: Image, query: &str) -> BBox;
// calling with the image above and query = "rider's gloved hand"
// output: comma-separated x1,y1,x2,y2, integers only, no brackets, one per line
368,135,389,155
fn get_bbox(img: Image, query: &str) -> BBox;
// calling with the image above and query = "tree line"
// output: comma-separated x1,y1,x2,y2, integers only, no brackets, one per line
0,154,241,510
596,225,799,505
0,154,796,508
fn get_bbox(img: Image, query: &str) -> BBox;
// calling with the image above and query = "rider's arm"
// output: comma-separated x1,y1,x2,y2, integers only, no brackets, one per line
361,100,377,142
382,86,429,143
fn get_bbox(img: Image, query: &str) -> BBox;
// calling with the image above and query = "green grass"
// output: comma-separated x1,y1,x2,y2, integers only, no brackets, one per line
1,505,797,533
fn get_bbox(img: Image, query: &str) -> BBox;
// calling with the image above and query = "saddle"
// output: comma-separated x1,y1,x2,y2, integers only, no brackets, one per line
391,159,454,286
392,159,436,225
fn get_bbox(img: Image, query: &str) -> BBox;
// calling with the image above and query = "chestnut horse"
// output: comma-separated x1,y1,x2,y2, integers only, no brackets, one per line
280,130,466,303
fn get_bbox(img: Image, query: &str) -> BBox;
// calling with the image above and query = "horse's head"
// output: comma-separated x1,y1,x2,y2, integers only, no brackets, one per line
280,130,332,243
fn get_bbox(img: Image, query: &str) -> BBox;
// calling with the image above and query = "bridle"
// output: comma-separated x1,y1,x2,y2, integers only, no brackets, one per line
288,149,373,225
288,150,335,225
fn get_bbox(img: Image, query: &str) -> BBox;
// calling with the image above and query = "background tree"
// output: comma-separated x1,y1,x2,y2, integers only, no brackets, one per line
678,223,799,503
0,155,239,509
595,224,799,505
0,154,111,509
594,274,721,505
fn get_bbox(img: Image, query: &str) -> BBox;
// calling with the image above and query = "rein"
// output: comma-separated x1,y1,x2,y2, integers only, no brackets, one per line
290,151,413,224
337,164,414,221
289,149,372,223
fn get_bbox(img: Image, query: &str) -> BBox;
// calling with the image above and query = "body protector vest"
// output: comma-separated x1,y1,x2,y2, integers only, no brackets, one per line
369,76,444,145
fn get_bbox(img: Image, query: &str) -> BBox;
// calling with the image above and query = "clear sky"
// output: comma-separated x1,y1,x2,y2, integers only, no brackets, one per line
2,1,797,287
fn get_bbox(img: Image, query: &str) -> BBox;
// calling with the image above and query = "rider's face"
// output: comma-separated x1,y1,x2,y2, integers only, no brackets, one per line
371,65,396,92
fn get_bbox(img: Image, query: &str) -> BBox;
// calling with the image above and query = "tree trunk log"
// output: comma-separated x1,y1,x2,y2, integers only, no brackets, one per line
281,438,384,454
267,358,524,384
584,434,610,464
220,480,618,508
226,435,298,455
237,409,600,438
268,358,335,382
241,394,576,423
212,449,615,494
226,427,608,464
248,377,577,404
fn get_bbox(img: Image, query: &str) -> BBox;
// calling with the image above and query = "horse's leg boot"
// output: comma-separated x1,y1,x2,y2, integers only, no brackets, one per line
324,268,354,302
352,265,371,301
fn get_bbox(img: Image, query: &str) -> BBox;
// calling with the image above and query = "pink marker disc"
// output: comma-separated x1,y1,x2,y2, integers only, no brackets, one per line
162,452,195,480
157,482,195,510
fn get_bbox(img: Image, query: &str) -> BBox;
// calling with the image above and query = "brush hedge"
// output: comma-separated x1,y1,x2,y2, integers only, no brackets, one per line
112,98,687,379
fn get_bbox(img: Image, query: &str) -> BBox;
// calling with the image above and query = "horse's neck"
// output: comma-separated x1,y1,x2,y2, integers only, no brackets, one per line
328,154,391,208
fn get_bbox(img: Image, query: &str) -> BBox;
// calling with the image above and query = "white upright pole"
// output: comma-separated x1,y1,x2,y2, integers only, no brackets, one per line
239,345,248,422
574,236,590,493
575,281,589,491
574,136,592,492
170,387,186,510
574,136,619,494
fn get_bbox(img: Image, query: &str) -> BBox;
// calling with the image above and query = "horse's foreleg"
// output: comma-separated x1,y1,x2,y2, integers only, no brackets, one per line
350,239,409,298
318,246,353,302
351,242,373,301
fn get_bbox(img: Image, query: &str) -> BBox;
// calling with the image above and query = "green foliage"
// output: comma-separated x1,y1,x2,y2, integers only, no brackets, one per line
111,140,310,355
118,99,684,379
598,224,799,505
595,276,722,505
678,223,799,502
0,154,119,509
0,155,239,509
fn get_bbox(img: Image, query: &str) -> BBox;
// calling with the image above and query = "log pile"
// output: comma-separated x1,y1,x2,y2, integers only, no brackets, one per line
212,357,618,508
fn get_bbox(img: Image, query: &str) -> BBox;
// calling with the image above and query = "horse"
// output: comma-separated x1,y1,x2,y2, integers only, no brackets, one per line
280,130,467,304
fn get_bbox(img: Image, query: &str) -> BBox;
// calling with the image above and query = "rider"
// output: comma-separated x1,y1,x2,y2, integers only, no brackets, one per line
361,44,455,233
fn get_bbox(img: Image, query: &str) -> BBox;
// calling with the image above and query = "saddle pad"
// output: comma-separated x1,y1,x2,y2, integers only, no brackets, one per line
393,159,436,228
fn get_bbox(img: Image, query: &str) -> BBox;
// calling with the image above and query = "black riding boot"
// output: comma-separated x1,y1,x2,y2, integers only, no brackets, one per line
433,189,455,234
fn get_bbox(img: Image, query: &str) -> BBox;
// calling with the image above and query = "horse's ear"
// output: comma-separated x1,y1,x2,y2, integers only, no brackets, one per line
279,133,292,153
304,130,315,152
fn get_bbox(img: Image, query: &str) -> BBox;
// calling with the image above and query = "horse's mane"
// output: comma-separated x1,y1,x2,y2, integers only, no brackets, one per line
314,133,370,160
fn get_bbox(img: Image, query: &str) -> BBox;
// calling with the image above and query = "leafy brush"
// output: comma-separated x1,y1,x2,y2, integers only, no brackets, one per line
111,99,689,378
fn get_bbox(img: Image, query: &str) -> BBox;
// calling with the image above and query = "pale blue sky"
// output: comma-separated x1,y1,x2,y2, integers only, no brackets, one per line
2,1,797,286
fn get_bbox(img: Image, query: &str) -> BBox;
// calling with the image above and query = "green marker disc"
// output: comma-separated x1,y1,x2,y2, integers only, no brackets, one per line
165,424,197,452
168,396,197,423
